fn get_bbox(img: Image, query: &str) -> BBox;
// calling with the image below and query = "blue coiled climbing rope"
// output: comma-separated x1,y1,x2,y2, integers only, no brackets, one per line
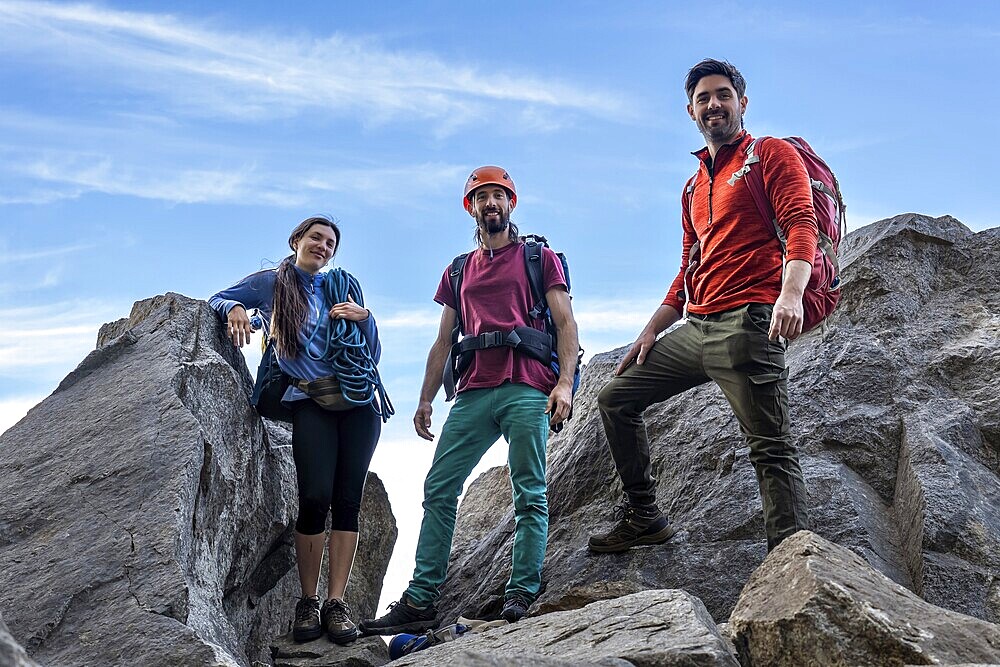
303,268,394,422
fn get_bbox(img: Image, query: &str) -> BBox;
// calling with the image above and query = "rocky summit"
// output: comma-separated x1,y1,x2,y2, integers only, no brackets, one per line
0,293,396,666
387,530,999,667
2,213,999,667
437,214,999,630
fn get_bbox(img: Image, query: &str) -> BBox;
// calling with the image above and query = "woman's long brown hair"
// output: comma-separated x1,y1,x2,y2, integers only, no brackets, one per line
271,216,341,359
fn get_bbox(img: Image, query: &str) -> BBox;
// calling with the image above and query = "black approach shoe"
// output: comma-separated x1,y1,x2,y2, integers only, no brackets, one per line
292,595,322,642
358,594,437,636
588,499,677,553
321,598,358,644
501,594,531,623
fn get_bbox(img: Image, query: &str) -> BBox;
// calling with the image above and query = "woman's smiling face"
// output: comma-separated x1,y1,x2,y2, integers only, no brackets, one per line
293,223,338,274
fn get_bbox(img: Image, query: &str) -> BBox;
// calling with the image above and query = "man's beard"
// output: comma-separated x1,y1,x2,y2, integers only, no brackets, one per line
479,209,509,236
697,111,742,143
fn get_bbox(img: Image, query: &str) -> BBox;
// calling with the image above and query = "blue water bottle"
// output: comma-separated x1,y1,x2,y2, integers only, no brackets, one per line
389,632,429,659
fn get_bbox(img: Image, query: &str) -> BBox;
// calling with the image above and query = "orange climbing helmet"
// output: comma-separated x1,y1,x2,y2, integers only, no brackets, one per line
463,166,516,213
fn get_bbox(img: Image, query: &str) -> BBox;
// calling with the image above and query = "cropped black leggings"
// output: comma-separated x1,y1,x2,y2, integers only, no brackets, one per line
291,399,381,535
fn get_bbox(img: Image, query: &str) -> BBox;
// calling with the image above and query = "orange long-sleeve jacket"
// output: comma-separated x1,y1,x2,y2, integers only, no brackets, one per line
663,131,819,315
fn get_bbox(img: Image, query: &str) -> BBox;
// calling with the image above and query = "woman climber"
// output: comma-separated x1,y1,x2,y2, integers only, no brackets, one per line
209,216,392,645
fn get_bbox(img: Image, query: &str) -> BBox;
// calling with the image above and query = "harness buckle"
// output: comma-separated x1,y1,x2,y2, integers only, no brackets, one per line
478,331,505,348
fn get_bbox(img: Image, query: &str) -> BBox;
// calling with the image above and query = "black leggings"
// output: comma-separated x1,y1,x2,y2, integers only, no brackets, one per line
291,399,381,534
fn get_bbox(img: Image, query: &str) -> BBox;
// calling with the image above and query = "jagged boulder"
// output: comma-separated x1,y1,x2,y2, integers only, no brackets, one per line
0,293,396,666
729,530,1000,667
436,214,1000,625
393,589,738,666
0,614,40,667
269,634,389,666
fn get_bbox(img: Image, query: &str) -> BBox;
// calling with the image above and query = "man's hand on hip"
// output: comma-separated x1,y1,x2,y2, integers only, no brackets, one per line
615,330,656,376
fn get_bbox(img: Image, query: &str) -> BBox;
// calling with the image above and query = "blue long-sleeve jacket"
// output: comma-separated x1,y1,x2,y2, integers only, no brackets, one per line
209,265,381,403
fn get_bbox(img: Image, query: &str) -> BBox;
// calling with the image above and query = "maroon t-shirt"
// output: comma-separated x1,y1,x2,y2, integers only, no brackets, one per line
435,241,568,396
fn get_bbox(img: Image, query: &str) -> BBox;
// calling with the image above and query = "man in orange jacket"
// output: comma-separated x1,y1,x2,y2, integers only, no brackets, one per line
589,58,817,554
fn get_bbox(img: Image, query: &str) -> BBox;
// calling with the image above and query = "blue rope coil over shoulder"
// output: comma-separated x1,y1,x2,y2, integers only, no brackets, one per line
304,268,394,422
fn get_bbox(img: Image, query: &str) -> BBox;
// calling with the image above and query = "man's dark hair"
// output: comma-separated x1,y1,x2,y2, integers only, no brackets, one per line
685,59,746,101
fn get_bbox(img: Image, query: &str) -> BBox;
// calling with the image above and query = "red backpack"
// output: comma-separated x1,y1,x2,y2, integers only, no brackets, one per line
684,136,846,332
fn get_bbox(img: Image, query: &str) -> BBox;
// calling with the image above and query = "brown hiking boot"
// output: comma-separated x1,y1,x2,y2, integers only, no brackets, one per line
588,498,677,553
321,598,358,644
292,595,322,642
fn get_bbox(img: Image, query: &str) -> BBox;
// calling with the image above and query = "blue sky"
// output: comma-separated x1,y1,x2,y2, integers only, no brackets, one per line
1,1,997,608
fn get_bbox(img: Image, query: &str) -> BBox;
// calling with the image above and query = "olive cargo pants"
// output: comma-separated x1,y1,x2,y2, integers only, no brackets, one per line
598,303,809,550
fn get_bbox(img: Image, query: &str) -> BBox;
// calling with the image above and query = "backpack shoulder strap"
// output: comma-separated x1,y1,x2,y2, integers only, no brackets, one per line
522,236,548,320
448,253,470,341
442,252,470,402
739,136,787,250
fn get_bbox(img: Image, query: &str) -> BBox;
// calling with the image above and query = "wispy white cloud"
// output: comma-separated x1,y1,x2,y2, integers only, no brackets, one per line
573,298,658,332
371,309,442,330
0,300,122,371
0,395,45,436
0,2,630,130
0,0,623,209
0,186,87,205
302,163,468,200
18,151,259,205
0,266,67,294
2,241,96,262
0,145,466,207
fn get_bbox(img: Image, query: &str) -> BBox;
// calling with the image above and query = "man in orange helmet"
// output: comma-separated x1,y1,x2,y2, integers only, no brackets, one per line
360,166,579,633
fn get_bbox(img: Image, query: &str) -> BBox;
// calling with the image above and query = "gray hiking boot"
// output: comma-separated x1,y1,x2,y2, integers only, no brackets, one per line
321,598,358,644
501,594,531,623
588,498,677,553
359,594,437,636
292,595,322,642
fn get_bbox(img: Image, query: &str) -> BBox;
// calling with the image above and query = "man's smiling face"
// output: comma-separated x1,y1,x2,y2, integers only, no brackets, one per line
688,73,747,144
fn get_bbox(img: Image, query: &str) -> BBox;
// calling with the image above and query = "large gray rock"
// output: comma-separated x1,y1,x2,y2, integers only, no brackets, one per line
729,530,1000,667
436,214,1000,624
269,634,389,666
0,613,40,667
393,590,738,666
0,293,396,666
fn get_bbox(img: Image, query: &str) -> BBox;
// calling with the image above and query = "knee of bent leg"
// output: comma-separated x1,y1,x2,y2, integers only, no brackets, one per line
295,494,330,535
597,380,622,415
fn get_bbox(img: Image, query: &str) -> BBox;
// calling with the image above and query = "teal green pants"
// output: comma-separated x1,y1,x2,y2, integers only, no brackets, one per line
405,382,549,606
